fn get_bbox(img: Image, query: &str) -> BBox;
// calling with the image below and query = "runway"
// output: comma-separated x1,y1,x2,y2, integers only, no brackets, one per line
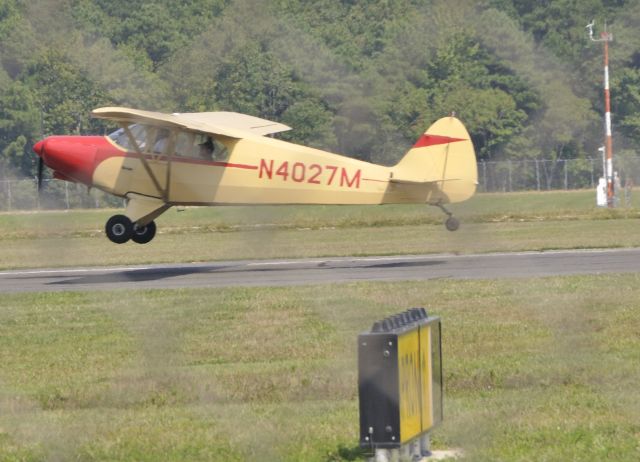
1,248,639,293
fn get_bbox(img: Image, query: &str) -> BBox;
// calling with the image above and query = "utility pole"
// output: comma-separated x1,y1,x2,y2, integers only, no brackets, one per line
587,20,615,207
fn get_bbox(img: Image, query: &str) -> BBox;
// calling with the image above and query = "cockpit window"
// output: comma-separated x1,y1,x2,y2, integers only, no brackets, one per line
108,124,147,151
152,128,170,154
175,132,228,160
109,125,228,160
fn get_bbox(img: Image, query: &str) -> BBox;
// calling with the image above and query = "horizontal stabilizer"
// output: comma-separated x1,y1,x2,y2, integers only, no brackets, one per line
389,177,464,185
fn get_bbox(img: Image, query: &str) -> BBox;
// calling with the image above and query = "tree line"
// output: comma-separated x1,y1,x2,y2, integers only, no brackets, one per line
1,0,639,182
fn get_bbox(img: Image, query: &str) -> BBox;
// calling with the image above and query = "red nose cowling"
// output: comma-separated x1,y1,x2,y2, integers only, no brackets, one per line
32,136,106,185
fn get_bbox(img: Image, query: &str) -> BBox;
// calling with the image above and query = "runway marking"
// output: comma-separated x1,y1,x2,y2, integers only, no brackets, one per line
0,248,635,278
245,255,430,267
0,266,153,276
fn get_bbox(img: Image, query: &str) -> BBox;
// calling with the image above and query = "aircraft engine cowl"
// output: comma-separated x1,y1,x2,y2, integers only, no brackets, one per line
33,136,108,185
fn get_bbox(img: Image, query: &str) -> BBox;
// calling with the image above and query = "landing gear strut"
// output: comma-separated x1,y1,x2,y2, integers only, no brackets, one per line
436,204,460,232
105,215,157,244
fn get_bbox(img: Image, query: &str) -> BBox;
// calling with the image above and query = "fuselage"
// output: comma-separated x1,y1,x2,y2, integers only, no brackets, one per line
34,127,450,206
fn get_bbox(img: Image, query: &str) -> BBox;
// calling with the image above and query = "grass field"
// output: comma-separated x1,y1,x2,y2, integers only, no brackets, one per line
1,190,640,270
1,277,639,461
1,190,640,461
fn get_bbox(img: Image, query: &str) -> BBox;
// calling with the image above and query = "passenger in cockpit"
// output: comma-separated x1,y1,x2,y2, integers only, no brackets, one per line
198,137,214,160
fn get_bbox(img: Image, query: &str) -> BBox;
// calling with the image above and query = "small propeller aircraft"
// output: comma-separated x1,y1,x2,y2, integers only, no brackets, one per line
32,107,477,244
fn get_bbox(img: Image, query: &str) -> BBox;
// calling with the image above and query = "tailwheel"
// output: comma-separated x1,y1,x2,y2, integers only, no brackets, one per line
435,203,460,232
105,214,133,244
131,220,156,244
445,216,460,232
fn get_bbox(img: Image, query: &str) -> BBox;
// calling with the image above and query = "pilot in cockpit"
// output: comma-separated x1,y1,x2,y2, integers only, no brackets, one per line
198,137,214,160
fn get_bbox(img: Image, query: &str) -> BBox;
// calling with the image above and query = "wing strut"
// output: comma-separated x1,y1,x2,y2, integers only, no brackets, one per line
122,124,167,200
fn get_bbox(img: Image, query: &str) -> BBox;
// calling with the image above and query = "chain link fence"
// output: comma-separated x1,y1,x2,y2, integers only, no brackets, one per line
478,155,640,192
478,158,602,192
0,179,123,211
2,156,640,210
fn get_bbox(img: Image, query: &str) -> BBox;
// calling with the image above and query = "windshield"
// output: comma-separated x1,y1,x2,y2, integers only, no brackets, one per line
108,124,147,151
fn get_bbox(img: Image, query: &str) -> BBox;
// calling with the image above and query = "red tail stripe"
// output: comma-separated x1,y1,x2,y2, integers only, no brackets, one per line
413,134,466,148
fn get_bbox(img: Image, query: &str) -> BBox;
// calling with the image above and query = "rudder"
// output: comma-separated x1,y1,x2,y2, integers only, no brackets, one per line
393,116,477,204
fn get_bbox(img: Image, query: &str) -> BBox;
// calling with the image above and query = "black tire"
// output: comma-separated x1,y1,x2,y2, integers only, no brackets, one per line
105,214,133,244
131,221,157,244
445,216,460,232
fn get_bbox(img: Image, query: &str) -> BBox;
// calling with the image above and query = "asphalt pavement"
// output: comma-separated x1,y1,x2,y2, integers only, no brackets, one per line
1,248,639,293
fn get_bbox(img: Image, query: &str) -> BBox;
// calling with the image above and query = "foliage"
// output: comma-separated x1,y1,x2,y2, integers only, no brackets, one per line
1,0,639,178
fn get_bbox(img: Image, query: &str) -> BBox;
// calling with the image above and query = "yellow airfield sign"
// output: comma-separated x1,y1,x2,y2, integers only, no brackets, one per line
358,308,442,449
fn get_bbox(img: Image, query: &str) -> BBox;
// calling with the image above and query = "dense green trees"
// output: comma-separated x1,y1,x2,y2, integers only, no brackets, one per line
1,0,639,180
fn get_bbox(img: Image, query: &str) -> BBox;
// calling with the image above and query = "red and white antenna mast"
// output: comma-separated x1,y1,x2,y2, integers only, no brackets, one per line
587,20,615,207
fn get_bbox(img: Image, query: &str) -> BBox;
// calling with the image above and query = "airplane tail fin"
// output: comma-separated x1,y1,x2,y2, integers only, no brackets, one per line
392,116,478,204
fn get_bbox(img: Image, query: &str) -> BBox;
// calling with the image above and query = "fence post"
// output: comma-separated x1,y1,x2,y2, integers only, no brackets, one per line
35,178,40,210
65,182,70,209
564,160,568,190
6,180,11,211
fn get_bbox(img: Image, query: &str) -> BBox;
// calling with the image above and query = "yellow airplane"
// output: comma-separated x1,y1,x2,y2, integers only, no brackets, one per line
33,107,477,244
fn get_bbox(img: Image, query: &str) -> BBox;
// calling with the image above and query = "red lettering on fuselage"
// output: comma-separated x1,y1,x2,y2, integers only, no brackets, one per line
259,159,361,189
308,164,322,184
325,165,338,185
259,159,274,178
292,162,305,182
340,168,361,188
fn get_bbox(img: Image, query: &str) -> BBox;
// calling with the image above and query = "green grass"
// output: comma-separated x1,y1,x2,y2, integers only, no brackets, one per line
1,277,639,461
1,190,639,460
1,190,640,270
0,190,631,237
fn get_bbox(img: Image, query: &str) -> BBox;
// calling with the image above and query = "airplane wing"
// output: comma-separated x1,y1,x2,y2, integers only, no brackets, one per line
92,107,292,138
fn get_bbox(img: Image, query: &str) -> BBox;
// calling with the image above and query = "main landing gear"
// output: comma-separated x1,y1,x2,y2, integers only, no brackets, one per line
105,214,157,244
436,204,460,232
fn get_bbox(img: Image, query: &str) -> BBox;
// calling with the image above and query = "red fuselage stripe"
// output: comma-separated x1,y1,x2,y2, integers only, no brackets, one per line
108,151,258,170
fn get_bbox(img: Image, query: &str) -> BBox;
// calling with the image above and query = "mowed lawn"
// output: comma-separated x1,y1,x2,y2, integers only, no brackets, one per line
0,278,639,461
1,190,640,270
0,190,639,460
